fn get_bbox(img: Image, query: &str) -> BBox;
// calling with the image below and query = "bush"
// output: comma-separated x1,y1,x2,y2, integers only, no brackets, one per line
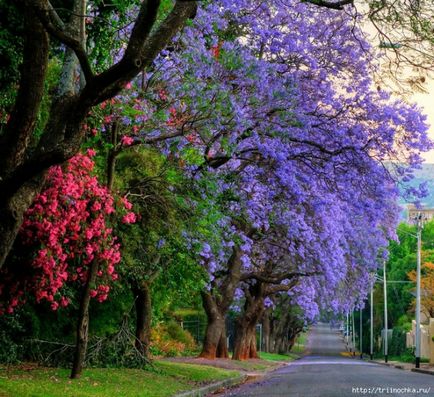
389,326,407,357
0,313,25,364
166,320,196,348
151,322,196,357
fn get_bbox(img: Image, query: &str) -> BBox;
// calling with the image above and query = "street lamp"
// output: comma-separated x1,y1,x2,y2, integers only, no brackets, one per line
370,279,374,360
383,259,388,363
352,310,356,357
360,308,363,359
398,212,425,369
415,213,423,369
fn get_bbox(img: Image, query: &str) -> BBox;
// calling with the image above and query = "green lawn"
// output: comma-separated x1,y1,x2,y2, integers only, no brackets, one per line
0,361,238,397
259,352,298,362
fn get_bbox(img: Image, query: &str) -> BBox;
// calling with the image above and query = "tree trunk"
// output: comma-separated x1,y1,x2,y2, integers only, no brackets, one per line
0,6,49,269
232,283,265,360
199,245,247,359
262,308,271,353
70,260,98,379
233,319,259,360
132,281,152,357
216,325,229,359
199,291,226,359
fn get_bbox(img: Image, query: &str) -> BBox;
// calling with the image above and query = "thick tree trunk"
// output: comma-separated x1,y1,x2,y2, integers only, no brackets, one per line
132,281,152,357
200,317,226,359
216,325,229,359
232,282,265,360
199,246,245,359
199,291,226,359
0,180,44,270
0,6,49,269
70,260,98,379
0,8,49,174
232,319,259,360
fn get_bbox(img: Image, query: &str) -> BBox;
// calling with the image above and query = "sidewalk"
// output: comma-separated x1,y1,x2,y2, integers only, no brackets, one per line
372,359,434,376
341,339,434,377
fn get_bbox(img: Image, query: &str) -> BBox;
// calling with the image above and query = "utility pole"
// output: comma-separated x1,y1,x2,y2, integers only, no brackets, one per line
370,281,374,360
352,310,356,357
415,213,422,369
383,259,388,363
360,308,363,359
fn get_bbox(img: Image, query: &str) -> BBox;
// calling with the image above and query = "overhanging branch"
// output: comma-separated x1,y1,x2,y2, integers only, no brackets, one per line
302,0,354,10
241,270,322,284
32,0,94,82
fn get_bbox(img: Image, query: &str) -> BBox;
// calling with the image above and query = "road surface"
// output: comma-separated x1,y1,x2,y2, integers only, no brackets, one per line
218,323,434,397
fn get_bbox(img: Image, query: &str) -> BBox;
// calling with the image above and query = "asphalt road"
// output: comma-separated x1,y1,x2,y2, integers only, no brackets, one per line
219,323,434,397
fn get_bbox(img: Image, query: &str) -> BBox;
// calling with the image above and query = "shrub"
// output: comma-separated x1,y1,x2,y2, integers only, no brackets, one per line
389,326,407,356
150,322,196,357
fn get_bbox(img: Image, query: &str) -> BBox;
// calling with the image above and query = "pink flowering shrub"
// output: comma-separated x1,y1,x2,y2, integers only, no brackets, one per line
121,135,134,146
0,151,136,314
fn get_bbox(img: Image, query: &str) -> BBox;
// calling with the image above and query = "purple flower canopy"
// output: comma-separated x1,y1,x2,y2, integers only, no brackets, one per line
112,0,431,320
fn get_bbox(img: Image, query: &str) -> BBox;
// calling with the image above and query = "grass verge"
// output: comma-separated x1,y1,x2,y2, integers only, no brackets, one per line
0,361,238,397
259,352,298,362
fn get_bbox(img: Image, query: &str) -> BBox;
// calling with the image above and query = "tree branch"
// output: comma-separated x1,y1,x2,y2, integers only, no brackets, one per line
32,0,94,83
0,6,49,179
265,281,298,295
82,1,197,106
241,271,322,284
302,0,353,10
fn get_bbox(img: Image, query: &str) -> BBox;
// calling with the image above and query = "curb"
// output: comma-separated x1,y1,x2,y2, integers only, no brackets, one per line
174,374,247,397
370,360,434,376
411,368,434,376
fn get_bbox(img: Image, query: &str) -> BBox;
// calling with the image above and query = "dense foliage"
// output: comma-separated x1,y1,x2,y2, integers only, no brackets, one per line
0,0,432,371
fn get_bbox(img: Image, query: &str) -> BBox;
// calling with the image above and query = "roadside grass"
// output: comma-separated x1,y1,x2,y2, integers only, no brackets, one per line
372,353,429,364
0,361,238,397
340,350,429,363
259,352,298,362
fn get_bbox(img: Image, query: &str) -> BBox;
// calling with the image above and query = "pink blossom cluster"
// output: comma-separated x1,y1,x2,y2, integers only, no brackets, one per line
0,151,136,314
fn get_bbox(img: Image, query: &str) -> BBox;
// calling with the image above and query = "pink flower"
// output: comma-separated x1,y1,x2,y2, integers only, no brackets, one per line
60,296,70,307
121,196,133,210
85,244,94,256
91,201,102,211
122,212,137,224
121,136,134,146
87,148,96,157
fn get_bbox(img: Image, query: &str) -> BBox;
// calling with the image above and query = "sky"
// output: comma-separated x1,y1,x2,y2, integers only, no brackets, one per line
412,81,434,163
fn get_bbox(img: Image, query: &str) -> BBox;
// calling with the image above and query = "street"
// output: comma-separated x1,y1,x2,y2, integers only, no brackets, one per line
218,323,434,397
